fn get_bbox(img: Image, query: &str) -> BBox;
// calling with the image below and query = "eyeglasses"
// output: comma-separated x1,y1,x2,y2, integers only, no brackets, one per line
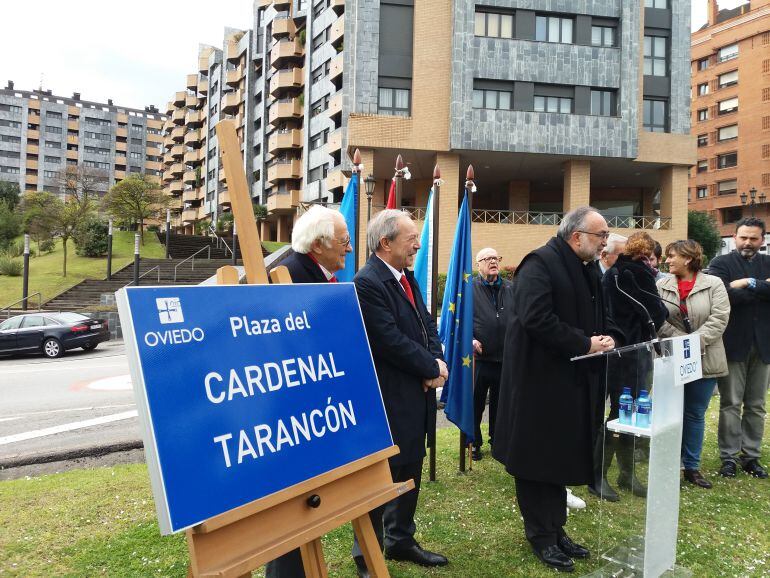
577,230,611,240
336,236,351,248
478,256,502,263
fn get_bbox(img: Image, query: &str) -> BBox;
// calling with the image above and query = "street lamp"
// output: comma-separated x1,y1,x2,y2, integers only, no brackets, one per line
739,187,768,216
364,174,376,258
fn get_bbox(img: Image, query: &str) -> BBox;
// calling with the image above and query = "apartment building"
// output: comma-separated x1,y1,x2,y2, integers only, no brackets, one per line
0,81,165,196
164,0,694,268
689,0,770,236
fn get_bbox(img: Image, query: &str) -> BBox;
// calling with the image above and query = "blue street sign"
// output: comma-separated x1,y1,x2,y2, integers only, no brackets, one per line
117,284,393,534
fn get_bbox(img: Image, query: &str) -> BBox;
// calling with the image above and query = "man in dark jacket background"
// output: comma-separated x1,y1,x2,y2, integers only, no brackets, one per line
352,209,449,575
708,217,770,480
471,247,514,461
493,206,622,573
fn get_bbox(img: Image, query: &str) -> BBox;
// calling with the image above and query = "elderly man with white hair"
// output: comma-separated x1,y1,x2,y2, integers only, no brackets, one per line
471,247,514,461
598,233,627,276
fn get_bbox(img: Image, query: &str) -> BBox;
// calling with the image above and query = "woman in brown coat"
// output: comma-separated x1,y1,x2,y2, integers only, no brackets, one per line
657,240,730,489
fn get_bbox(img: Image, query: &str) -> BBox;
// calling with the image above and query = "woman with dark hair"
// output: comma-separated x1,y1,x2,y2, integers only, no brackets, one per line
657,240,730,488
589,232,668,501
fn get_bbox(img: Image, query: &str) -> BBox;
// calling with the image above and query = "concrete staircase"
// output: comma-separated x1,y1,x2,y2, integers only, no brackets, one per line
160,232,231,260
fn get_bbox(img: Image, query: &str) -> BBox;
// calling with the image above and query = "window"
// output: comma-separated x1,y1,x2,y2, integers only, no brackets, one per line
474,11,514,39
311,60,330,83
698,83,709,96
309,130,329,150
534,95,572,114
310,95,330,117
718,70,738,88
0,119,21,129
696,186,707,198
44,141,61,149
717,179,737,195
697,58,708,71
43,170,58,178
697,108,708,121
84,160,110,169
85,117,110,127
644,0,667,7
722,206,743,223
0,316,23,330
146,154,162,162
0,135,21,143
535,16,573,44
644,35,667,76
313,0,328,18
130,124,143,132
643,99,667,132
697,159,708,173
591,26,615,47
84,131,111,141
85,146,109,156
473,89,512,110
0,104,22,114
0,165,20,174
147,127,162,135
718,97,738,115
307,164,328,183
44,155,61,164
717,152,737,169
130,152,142,160
718,43,738,63
718,124,738,141
46,111,62,119
377,87,410,116
129,166,142,173
312,29,328,50
697,134,708,147
0,150,20,158
131,137,143,145
45,125,62,134
590,90,615,116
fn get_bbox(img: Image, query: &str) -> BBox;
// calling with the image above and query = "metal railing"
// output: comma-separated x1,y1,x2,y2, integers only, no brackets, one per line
603,215,672,230
471,210,564,225
208,224,233,257
174,245,211,281
124,266,161,288
1,292,42,319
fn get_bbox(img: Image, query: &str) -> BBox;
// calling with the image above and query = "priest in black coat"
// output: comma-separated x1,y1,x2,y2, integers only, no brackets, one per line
493,207,623,573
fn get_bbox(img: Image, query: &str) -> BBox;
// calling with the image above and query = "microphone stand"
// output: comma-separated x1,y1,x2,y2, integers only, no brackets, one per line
622,270,693,333
614,273,662,355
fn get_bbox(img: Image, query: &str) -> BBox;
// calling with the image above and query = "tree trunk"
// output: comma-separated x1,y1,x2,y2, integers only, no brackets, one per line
62,238,67,277
140,218,145,245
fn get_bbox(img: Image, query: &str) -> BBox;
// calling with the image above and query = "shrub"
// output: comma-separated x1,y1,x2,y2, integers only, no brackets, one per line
0,200,21,249
74,218,109,257
0,254,22,276
147,224,160,233
6,239,25,258
39,237,56,253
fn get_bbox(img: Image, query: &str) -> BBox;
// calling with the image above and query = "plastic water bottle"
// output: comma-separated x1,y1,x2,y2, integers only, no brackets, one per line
635,390,652,429
619,387,634,425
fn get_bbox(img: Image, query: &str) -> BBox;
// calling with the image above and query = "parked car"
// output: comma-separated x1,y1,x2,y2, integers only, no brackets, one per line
0,312,110,358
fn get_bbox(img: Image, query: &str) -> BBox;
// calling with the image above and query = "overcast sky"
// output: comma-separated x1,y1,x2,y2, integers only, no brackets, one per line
0,0,750,112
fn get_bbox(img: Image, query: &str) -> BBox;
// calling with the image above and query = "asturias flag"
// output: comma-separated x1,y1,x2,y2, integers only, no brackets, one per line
412,189,434,311
437,192,474,444
336,173,358,282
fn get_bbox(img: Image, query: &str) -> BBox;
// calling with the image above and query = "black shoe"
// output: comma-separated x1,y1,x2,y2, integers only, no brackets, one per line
741,459,769,479
558,535,590,559
683,469,712,489
384,544,448,567
532,544,574,572
353,556,370,578
587,478,620,502
719,460,737,478
472,447,483,461
617,473,647,498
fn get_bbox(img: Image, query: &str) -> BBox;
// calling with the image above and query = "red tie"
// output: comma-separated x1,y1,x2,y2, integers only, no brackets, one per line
399,275,415,307
329,275,338,283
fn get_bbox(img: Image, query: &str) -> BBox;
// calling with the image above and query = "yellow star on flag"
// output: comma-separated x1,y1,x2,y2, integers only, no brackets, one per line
463,272,471,283
462,355,472,367
448,302,456,313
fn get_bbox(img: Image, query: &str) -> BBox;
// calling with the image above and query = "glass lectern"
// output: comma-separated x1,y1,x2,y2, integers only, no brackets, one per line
573,335,702,578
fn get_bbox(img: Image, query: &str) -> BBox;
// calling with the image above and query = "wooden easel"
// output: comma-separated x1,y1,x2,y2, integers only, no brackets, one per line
184,120,410,577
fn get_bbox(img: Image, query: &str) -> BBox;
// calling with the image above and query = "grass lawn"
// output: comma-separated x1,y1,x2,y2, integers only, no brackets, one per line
0,395,768,577
0,232,165,308
262,241,289,253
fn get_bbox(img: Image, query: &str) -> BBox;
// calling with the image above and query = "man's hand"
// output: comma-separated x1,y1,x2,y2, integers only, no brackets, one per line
423,376,446,391
730,278,752,289
588,335,615,354
473,339,483,354
436,359,449,379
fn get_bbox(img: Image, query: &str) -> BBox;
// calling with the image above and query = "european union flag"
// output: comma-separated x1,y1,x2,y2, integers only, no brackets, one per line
336,172,358,282
438,192,474,444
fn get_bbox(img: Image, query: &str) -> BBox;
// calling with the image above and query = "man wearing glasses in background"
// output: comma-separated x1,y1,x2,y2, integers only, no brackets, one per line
471,248,514,461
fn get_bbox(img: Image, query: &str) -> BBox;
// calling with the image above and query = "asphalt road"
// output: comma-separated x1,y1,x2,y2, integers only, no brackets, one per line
0,340,140,472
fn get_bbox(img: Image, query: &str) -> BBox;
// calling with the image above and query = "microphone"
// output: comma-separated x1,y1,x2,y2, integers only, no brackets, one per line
613,273,661,354
622,270,693,333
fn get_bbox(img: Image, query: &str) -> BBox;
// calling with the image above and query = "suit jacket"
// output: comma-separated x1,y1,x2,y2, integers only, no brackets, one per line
354,255,444,466
707,250,770,363
281,251,327,284
472,276,515,364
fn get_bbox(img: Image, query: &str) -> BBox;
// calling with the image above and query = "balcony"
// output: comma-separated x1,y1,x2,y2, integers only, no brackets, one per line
269,67,304,96
168,197,183,210
327,129,342,154
329,52,343,81
219,190,231,206
116,127,128,138
114,170,126,180
272,16,296,38
26,145,39,155
268,97,302,125
146,160,162,172
184,149,203,165
26,160,38,170
331,0,344,15
256,0,271,6
330,16,344,48
184,129,202,147
182,186,199,201
226,39,243,62
173,91,186,106
274,0,290,8
270,37,304,68
226,66,244,87
197,78,209,94
186,109,203,126
221,90,242,114
115,141,127,152
186,74,198,91
182,207,200,221
186,93,199,108
66,149,78,160
163,152,174,166
67,120,79,132
267,188,300,214
327,169,346,190
171,144,185,159
27,129,40,140
25,174,37,185
171,126,185,142
268,128,303,154
267,159,302,183
170,181,184,194
170,163,185,177
172,108,185,125
183,170,198,185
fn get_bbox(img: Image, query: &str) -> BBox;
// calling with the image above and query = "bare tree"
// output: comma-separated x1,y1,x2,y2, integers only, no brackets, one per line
55,165,109,205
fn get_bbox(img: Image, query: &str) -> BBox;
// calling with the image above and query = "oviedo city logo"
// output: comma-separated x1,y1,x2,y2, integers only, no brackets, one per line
143,296,205,347
683,338,691,359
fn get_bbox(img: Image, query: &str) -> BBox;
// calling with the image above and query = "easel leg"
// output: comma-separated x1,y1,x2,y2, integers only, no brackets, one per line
352,514,390,578
300,538,328,578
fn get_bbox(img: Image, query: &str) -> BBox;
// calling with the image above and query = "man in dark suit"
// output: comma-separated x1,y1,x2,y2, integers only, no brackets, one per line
709,217,770,480
265,204,351,578
493,207,623,573
352,209,449,576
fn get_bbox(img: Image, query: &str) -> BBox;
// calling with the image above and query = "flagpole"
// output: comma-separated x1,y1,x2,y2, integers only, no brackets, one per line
352,148,362,272
459,164,475,474
429,163,441,483
394,154,405,209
